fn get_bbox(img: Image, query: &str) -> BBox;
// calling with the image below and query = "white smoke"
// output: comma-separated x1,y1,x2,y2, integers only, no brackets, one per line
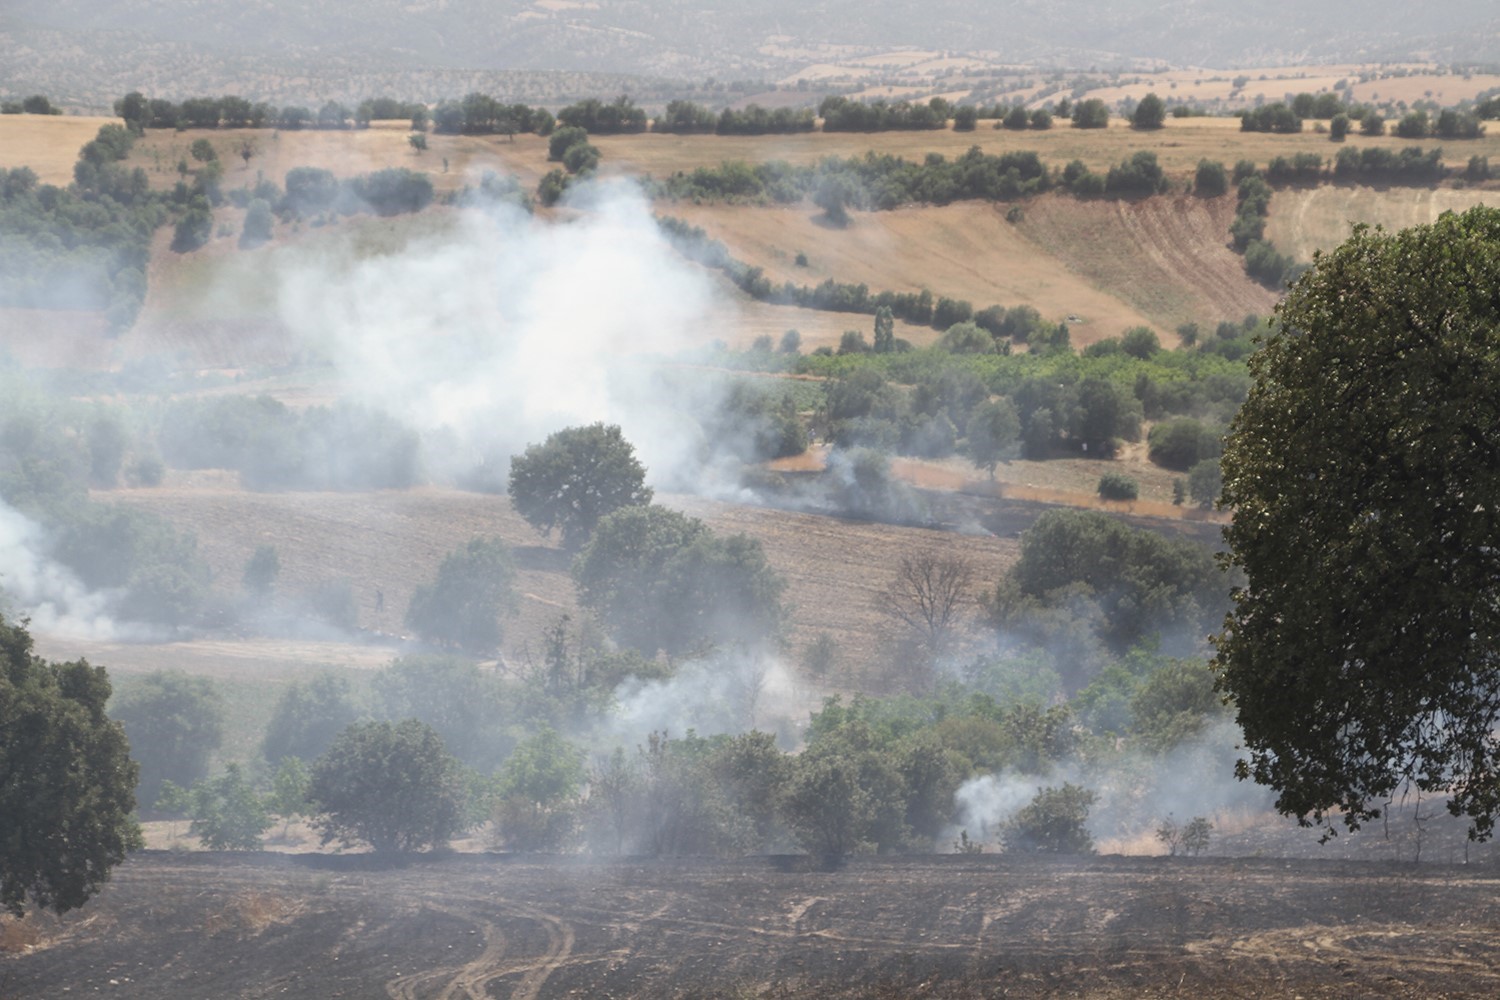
604,650,804,747
270,176,724,489
943,720,1271,853
0,499,142,641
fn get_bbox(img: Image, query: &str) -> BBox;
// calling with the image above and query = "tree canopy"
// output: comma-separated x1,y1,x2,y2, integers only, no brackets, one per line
308,719,465,853
572,504,786,658
1,616,139,916
508,423,652,549
404,537,518,653
1215,206,1500,839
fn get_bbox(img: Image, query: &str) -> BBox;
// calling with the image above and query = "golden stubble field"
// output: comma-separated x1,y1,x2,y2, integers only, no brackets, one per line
0,113,116,184
1266,185,1499,263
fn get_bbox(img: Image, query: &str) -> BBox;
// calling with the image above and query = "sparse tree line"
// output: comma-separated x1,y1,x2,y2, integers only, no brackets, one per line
100,493,1231,864
1239,93,1489,140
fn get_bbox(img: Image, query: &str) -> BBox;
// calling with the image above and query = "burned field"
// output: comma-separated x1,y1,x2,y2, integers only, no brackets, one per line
6,851,1500,999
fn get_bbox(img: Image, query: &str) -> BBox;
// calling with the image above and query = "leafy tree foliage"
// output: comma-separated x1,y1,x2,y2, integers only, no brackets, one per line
261,672,360,766
494,726,585,851
1194,159,1228,197
508,423,653,549
1,616,139,915
109,671,223,807
819,96,949,132
1097,472,1139,501
1105,151,1168,197
241,543,280,598
308,719,465,853
189,763,270,850
1131,93,1166,129
1215,206,1500,839
573,504,786,658
557,95,647,133
997,509,1224,657
1070,99,1109,128
1239,103,1301,133
1002,784,1096,854
373,655,511,770
966,398,1020,475
1147,418,1221,471
266,756,312,838
404,537,518,654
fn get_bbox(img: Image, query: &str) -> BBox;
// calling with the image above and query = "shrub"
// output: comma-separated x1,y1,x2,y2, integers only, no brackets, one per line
1002,784,1096,854
1097,472,1139,501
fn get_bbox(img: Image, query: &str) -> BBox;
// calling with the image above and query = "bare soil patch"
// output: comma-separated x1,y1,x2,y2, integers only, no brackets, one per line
6,852,1499,999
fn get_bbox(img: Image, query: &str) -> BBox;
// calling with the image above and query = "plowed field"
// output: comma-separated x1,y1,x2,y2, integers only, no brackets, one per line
5,852,1499,999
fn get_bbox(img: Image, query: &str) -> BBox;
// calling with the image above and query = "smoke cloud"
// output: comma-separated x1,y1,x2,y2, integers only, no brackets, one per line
0,499,145,641
269,176,724,490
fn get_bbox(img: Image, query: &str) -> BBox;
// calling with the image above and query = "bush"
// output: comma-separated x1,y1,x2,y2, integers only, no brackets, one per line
1002,784,1096,854
1194,159,1228,197
1147,418,1221,471
1097,472,1139,501
309,720,466,853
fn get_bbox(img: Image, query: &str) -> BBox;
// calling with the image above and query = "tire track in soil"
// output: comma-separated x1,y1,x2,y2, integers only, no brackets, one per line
384,904,507,1000
495,901,576,1000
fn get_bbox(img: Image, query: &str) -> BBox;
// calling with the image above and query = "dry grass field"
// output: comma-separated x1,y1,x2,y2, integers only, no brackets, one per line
667,202,1161,343
597,116,1500,184
0,113,115,184
1266,185,1499,263
68,476,1017,684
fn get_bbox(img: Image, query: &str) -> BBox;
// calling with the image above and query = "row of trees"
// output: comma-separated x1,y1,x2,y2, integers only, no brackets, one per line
116,91,428,132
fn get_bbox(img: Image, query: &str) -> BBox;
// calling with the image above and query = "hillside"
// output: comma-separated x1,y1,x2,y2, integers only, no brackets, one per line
6,0,1498,106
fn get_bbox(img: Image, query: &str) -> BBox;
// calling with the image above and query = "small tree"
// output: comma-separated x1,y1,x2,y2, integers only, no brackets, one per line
1097,472,1139,501
880,549,975,659
405,537,518,653
1187,458,1222,509
1194,160,1228,197
190,764,270,850
780,751,870,862
308,719,466,853
154,780,192,840
1329,113,1351,141
408,132,427,154
242,543,280,597
1132,93,1167,129
494,727,584,851
1002,784,1096,854
508,423,653,549
966,398,1020,476
814,173,856,226
266,756,312,839
110,671,225,808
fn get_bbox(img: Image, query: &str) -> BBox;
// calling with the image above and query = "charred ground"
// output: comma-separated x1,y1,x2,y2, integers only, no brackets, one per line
6,850,1500,999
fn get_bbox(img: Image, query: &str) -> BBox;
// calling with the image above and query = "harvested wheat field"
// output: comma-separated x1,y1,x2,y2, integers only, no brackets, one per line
5,851,1500,999
1015,192,1279,335
0,113,116,184
120,123,549,198
667,202,1159,341
89,478,1019,676
1266,185,1499,264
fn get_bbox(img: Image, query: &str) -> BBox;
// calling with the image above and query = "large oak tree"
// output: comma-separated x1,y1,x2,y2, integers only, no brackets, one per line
1215,206,1500,838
